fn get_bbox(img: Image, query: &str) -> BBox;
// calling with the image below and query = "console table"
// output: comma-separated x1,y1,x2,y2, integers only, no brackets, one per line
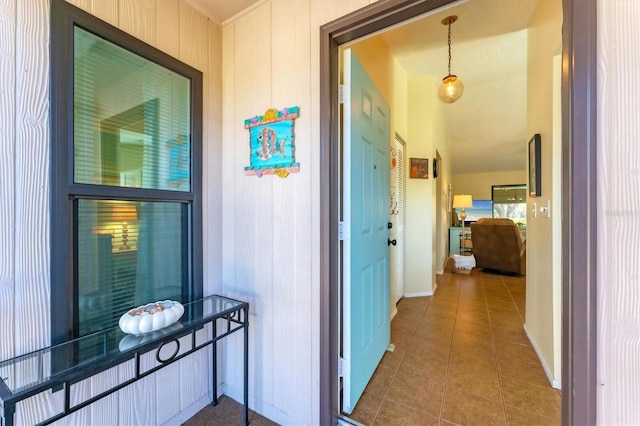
0,295,249,426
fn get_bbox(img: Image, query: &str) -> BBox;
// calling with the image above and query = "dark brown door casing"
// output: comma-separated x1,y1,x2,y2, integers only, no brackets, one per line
319,1,597,424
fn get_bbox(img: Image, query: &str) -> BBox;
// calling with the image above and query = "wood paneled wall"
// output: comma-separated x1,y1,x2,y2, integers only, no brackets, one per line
0,0,222,424
220,1,371,424
597,2,640,424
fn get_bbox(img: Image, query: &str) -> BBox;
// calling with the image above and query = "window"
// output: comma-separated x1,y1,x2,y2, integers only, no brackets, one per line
51,1,202,342
492,184,527,227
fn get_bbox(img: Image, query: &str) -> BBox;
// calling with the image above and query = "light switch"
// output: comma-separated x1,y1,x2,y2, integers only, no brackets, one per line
531,202,537,218
539,200,551,218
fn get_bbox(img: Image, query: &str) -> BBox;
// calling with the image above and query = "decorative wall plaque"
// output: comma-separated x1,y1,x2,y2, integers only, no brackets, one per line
244,107,300,178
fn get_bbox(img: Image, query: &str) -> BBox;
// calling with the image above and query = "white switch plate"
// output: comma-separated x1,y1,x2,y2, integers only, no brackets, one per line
539,200,551,218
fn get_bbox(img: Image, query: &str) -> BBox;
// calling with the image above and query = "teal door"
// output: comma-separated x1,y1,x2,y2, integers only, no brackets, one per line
342,49,391,414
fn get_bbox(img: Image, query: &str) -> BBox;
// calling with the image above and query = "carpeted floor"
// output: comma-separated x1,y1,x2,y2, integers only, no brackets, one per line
182,396,278,426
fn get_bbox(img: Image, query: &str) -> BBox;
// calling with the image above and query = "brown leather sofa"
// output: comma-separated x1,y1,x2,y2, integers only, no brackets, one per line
470,218,526,275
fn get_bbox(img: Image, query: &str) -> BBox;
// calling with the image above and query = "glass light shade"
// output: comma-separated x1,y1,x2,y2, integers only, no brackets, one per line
437,75,464,104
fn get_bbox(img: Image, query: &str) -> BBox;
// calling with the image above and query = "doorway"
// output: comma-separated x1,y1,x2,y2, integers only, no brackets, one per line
319,1,597,425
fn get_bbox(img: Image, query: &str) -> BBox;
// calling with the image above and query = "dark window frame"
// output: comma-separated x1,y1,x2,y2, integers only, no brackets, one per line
50,0,203,344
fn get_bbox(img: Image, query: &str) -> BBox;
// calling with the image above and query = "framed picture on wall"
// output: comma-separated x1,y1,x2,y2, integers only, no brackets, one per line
528,134,541,197
410,158,428,179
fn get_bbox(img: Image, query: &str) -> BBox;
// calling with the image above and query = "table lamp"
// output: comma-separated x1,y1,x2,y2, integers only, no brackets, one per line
453,194,473,234
112,204,138,250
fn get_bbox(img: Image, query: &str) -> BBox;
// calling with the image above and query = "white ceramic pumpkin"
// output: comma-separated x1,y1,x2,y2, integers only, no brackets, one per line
119,300,185,335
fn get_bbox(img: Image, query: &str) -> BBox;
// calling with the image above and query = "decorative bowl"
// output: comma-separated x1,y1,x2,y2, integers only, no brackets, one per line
118,322,184,351
119,300,184,335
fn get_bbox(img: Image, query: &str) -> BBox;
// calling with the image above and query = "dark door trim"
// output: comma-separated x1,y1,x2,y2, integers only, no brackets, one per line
561,1,598,424
319,0,597,424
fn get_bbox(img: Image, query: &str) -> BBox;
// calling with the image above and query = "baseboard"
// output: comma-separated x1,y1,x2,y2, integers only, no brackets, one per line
390,306,398,320
162,395,211,426
404,291,433,298
523,324,562,390
222,383,307,425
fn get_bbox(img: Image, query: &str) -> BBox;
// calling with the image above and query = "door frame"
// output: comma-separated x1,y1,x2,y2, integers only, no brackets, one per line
319,0,597,425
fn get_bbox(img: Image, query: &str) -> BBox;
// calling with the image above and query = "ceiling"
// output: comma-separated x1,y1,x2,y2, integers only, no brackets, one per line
189,0,539,174
186,0,261,23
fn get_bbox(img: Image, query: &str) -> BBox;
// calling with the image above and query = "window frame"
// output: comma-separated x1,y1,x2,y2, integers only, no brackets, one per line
491,184,527,223
50,0,203,344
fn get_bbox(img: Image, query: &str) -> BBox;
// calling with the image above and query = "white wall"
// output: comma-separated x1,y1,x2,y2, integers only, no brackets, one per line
525,0,562,388
0,0,223,423
220,1,373,424
597,2,640,424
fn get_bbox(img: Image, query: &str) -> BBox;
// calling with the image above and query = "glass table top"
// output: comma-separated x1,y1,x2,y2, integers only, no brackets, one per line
0,294,247,396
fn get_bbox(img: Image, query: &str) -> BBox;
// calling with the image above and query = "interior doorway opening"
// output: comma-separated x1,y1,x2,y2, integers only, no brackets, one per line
320,1,598,425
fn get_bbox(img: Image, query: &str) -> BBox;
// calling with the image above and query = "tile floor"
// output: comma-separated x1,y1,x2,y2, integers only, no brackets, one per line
348,267,561,426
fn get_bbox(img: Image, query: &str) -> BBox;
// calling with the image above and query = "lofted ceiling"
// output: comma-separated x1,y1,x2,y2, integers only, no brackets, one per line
377,0,539,174
189,0,540,174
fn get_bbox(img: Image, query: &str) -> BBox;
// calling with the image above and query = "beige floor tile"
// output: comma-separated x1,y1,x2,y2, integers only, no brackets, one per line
350,269,559,426
492,324,529,345
385,368,444,418
494,341,540,366
399,351,448,385
397,297,431,314
415,323,455,342
457,311,491,325
505,405,559,426
378,348,405,372
449,348,497,374
454,319,494,339
500,377,561,420
406,335,452,361
497,355,551,388
349,391,384,425
443,389,507,426
373,400,440,426
365,364,397,398
447,362,502,402
452,330,495,353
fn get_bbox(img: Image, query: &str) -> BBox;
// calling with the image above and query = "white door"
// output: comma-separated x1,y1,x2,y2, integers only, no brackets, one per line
390,136,405,305
341,49,391,414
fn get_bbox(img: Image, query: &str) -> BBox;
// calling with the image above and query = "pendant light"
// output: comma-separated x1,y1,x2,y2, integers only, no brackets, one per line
437,15,464,104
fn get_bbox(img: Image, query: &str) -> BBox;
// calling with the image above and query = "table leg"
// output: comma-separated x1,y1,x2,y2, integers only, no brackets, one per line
243,315,249,426
212,325,218,407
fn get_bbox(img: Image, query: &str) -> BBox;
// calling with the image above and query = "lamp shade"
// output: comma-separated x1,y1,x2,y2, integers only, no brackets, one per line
112,204,138,222
452,194,473,209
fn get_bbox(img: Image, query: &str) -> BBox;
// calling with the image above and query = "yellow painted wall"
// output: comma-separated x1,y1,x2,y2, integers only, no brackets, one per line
452,170,526,200
525,0,562,387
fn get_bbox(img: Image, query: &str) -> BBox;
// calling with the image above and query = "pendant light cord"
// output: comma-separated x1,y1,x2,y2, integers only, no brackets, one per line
447,21,452,76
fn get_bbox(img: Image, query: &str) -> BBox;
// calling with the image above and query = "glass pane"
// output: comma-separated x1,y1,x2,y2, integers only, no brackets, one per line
77,199,185,336
492,185,527,226
74,26,191,191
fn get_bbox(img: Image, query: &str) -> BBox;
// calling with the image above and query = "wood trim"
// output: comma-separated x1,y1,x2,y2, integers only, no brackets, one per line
561,0,598,424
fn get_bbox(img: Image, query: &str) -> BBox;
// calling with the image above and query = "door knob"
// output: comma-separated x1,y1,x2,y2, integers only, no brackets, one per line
388,239,397,246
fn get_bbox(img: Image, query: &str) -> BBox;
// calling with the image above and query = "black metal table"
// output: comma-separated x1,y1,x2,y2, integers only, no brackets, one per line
0,294,249,426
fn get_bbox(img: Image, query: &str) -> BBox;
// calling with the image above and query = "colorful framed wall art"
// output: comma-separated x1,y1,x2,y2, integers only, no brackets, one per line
244,106,300,178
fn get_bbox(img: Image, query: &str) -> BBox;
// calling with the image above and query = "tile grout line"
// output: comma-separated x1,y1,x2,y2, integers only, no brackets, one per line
370,297,430,425
437,273,461,425
487,274,512,425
